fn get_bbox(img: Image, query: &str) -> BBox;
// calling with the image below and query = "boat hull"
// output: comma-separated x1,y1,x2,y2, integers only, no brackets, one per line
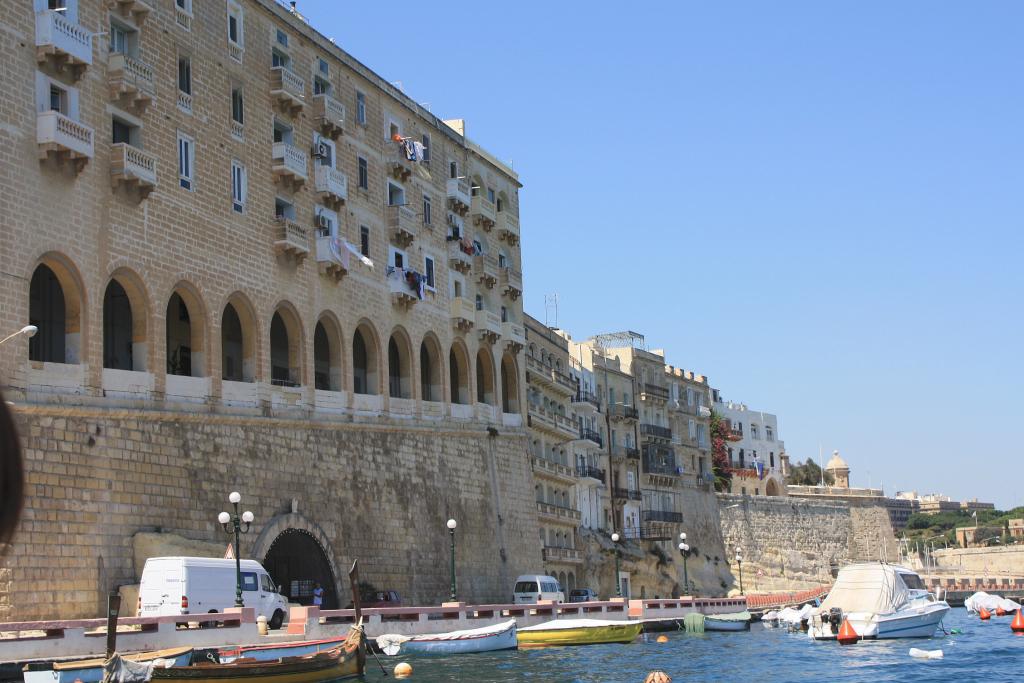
810,604,950,640
516,622,642,648
704,618,750,632
401,626,518,655
24,648,194,683
218,637,349,663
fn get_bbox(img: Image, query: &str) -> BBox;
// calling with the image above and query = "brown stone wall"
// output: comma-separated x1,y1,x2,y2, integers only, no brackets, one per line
4,404,540,621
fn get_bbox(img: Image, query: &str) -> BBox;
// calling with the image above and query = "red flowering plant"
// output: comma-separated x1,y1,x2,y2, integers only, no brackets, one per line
710,410,734,492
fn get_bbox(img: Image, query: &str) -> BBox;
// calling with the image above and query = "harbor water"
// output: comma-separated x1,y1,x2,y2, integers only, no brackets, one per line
360,609,1022,682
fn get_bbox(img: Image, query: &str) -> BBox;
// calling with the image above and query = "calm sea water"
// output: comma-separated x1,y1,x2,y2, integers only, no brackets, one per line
358,609,1021,682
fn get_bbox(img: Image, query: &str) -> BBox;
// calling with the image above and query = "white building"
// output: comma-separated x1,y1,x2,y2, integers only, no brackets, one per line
714,398,787,495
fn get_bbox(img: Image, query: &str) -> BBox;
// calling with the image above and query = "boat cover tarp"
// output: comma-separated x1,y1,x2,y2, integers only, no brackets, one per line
376,619,516,655
964,592,1021,614
706,610,751,622
776,604,815,624
819,564,911,615
101,655,178,683
518,618,641,632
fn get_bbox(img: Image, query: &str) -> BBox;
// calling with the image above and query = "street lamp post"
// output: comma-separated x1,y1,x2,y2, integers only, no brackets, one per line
0,325,37,346
218,491,254,607
611,532,621,597
678,532,690,595
446,519,457,602
735,546,744,594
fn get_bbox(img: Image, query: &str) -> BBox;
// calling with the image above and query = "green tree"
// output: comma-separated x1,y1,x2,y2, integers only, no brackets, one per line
787,459,834,486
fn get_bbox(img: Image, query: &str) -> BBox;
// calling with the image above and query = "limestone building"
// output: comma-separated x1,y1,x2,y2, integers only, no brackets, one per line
714,399,788,496
0,0,539,619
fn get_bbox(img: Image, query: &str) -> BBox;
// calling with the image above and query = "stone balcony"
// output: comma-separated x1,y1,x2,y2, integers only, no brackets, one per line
312,93,345,139
314,234,347,282
500,267,522,300
471,194,496,230
35,10,92,79
386,141,413,182
640,423,672,441
37,111,93,173
273,217,309,261
314,164,347,208
537,501,582,525
501,321,526,352
174,2,192,29
531,455,576,485
608,404,639,421
270,66,305,115
272,142,307,189
387,205,417,248
448,241,473,274
611,487,642,501
542,546,583,564
576,464,606,483
450,297,475,332
473,253,498,288
107,53,154,113
640,383,670,402
109,143,157,199
446,177,471,215
177,90,192,115
497,210,520,245
611,445,641,461
107,0,154,26
475,308,501,343
388,268,422,309
579,427,603,448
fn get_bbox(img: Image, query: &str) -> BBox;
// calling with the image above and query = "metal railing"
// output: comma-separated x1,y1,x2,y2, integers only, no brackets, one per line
643,510,684,523
608,404,639,420
576,465,606,483
641,424,672,440
579,427,603,447
611,487,642,501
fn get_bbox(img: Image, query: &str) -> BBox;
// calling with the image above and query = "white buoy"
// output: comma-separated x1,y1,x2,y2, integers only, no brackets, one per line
908,648,943,660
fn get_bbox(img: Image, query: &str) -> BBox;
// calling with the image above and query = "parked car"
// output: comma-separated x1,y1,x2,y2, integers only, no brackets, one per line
513,575,565,604
348,590,401,608
138,556,289,629
568,588,598,603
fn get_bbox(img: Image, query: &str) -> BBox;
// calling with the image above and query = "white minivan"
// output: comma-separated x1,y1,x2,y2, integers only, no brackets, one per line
138,557,289,629
513,574,565,604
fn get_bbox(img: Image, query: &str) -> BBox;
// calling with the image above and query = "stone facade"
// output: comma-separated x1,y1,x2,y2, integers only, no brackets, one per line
0,0,537,619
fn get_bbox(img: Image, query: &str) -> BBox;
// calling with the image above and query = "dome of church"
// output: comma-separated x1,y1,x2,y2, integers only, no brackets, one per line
825,450,848,471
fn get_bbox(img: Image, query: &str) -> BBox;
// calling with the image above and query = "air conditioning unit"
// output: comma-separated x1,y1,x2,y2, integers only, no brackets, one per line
315,213,330,229
312,141,329,158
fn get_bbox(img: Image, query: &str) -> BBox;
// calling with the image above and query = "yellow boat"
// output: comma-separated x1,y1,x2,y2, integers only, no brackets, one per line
516,618,643,648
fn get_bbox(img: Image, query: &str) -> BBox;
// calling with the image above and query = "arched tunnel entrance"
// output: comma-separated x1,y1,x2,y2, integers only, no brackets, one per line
262,529,338,609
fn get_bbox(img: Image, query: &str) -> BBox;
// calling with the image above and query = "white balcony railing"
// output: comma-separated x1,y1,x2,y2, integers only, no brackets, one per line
107,53,155,110
471,194,496,228
273,218,309,259
315,234,347,280
177,91,192,114
37,110,93,165
502,321,526,348
312,94,345,138
110,143,157,197
450,297,475,331
270,66,305,112
387,204,417,247
446,178,471,211
314,165,347,205
35,10,93,72
476,309,501,342
497,210,520,244
272,142,308,185
474,253,499,287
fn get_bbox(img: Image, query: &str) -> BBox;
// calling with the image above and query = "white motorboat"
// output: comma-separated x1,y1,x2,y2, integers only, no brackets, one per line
808,563,949,640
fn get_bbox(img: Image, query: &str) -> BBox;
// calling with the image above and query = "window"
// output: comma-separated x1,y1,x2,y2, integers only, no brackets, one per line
449,160,458,179
273,119,292,144
313,133,334,167
421,133,431,162
275,28,288,48
313,58,330,95
751,425,759,440
226,2,243,50
387,182,404,207
240,572,258,592
231,161,246,213
422,195,431,225
111,117,137,146
496,196,504,212
357,157,368,189
177,132,194,190
500,306,507,322
109,20,133,55
424,256,435,288
48,84,67,114
260,574,275,592
176,0,191,11
231,87,244,125
274,197,295,220
688,419,696,440
390,248,404,269
766,426,774,441
272,49,289,69
356,91,366,124
360,225,370,257
475,294,483,311
487,187,495,203
498,252,507,268
177,55,191,95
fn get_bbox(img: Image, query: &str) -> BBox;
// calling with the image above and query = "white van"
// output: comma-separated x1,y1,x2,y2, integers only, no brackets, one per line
138,557,289,629
513,574,565,604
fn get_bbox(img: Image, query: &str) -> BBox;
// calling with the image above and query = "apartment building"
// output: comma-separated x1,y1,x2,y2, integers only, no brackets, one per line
1,0,537,619
665,366,713,487
562,334,607,532
713,399,787,496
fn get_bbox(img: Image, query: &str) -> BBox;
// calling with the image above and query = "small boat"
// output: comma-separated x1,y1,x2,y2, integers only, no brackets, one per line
808,563,950,640
964,591,1021,615
23,648,194,683
218,637,349,663
376,619,517,656
516,619,642,648
704,610,751,632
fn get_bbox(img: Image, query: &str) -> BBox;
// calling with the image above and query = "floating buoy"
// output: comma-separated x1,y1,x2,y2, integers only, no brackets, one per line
643,672,672,683
980,608,991,620
909,648,944,660
1012,609,1024,633
837,618,859,645
394,662,413,678
997,607,1007,617
656,635,669,643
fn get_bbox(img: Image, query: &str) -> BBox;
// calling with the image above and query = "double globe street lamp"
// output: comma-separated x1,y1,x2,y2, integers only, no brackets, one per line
218,491,254,607
446,519,457,602
678,532,690,595
735,546,744,594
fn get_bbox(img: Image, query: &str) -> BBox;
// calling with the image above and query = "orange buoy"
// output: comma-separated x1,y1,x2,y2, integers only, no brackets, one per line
656,635,669,643
997,607,1007,617
980,607,991,620
1012,609,1024,633
837,618,859,645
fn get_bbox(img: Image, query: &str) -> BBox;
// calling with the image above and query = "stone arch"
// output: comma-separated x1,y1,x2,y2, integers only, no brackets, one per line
270,301,304,386
222,292,259,382
352,319,380,395
567,571,576,592
165,281,207,376
765,477,782,496
419,332,442,402
251,512,342,610
475,346,496,405
387,326,413,399
500,352,519,413
28,253,86,364
558,571,567,587
103,267,149,371
449,340,471,404
313,312,344,392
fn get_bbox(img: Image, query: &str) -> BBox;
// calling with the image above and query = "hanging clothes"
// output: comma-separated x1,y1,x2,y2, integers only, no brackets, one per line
401,138,417,161
345,241,373,267
412,141,426,161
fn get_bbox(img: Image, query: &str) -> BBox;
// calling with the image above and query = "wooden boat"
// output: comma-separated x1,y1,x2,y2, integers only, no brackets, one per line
516,618,642,648
704,610,751,632
23,648,194,683
217,637,349,663
377,619,517,656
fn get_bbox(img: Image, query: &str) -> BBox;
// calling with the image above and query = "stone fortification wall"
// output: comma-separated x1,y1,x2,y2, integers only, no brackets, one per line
717,494,899,592
930,546,1024,576
2,405,541,621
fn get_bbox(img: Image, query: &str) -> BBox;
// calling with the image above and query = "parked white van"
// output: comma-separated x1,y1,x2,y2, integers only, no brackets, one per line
138,557,289,629
513,574,565,604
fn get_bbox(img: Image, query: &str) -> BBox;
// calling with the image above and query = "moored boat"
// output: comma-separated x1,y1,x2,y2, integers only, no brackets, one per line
23,648,194,683
516,619,642,648
376,619,517,656
808,564,950,640
217,637,349,663
704,610,751,632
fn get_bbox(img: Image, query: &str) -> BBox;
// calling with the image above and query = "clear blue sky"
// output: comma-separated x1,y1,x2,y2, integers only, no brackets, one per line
298,1,1024,509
